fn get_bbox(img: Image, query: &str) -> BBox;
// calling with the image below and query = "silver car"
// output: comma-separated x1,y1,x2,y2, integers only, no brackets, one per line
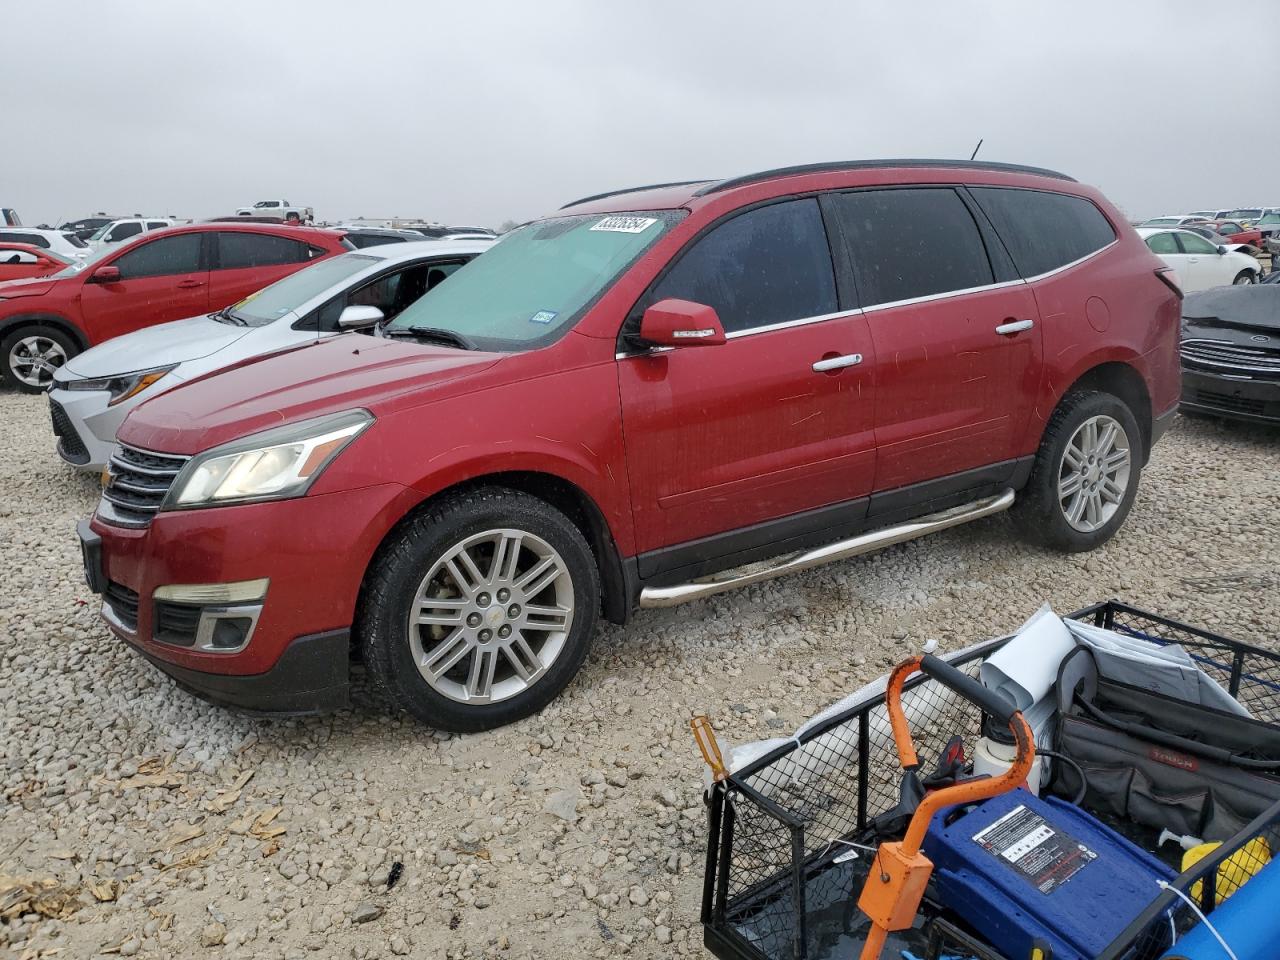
48,239,492,470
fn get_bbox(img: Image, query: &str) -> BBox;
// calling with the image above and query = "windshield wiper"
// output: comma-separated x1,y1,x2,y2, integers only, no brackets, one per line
211,305,248,326
384,325,476,350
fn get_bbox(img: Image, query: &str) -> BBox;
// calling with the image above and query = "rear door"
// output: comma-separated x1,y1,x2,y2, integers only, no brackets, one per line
1143,231,1191,287
826,187,1041,502
78,231,209,342
208,231,326,309
618,196,877,566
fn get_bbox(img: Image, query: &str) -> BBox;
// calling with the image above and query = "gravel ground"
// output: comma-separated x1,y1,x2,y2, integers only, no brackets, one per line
1,390,1278,960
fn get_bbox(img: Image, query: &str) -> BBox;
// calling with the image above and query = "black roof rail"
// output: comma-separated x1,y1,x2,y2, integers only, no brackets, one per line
693,159,1076,197
559,180,713,210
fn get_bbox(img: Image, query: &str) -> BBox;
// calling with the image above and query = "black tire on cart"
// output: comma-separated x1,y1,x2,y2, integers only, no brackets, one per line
357,486,600,732
1012,389,1143,553
1,324,78,393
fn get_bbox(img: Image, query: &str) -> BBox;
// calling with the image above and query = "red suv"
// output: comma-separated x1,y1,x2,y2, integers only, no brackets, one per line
0,222,349,391
80,160,1181,731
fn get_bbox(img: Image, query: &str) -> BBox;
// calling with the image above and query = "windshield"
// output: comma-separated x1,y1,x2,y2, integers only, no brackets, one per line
1142,217,1180,225
49,243,118,278
1223,209,1261,220
387,210,683,350
223,253,378,327
1258,213,1280,226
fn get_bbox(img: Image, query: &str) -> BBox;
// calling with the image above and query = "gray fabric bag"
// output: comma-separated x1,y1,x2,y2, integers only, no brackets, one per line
1052,646,1280,841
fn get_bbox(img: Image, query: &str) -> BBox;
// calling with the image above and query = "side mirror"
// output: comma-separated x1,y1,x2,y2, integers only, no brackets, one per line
1217,245,1228,255
638,298,726,348
337,304,384,331
89,265,122,284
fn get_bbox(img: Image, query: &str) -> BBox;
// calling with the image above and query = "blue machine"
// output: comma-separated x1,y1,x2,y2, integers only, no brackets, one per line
921,788,1175,960
1160,856,1280,959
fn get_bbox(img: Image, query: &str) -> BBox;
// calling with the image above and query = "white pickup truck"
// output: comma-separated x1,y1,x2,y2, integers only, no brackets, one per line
235,200,314,223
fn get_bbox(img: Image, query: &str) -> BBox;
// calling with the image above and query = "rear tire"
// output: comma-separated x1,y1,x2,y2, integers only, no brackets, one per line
1012,390,1142,552
357,487,599,732
1233,270,1256,285
1,324,77,393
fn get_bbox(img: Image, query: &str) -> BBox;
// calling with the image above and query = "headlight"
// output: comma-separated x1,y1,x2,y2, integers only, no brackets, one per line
65,364,176,406
164,409,372,509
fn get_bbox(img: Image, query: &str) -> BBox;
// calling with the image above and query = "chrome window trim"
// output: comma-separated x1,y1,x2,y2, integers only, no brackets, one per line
859,278,1027,315
725,308,862,340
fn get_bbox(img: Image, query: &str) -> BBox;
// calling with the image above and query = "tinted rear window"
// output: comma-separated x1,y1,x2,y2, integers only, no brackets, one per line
973,188,1116,277
827,187,994,306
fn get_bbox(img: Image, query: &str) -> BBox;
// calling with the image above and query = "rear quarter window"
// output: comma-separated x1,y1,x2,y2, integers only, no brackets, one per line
971,187,1117,278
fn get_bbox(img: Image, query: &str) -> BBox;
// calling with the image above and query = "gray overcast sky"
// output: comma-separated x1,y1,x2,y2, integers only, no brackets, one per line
4,1,1278,227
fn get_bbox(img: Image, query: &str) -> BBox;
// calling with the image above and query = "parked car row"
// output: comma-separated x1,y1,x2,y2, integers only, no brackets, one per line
54,160,1184,733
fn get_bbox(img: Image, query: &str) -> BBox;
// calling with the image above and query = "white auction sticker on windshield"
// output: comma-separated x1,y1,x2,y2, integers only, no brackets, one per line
590,216,657,234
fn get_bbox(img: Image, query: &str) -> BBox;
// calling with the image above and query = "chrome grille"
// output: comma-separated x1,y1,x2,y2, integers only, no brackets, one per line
98,443,189,527
1181,338,1280,379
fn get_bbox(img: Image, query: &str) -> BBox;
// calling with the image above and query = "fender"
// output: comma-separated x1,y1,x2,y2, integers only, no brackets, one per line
0,311,90,351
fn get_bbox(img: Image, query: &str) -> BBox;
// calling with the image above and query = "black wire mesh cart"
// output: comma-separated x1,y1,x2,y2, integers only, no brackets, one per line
698,601,1280,960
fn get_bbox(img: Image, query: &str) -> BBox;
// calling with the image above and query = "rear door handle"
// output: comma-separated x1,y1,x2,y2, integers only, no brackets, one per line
176,279,205,289
994,319,1034,336
812,353,863,372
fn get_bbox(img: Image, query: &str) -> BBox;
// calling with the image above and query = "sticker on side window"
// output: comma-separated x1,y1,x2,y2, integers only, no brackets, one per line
590,216,657,234
530,310,558,324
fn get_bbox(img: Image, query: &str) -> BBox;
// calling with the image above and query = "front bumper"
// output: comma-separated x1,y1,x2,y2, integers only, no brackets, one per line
47,384,134,471
1180,368,1280,424
81,481,422,714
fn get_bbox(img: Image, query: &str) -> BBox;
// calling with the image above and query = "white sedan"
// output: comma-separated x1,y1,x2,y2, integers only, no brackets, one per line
1136,227,1261,293
48,239,491,470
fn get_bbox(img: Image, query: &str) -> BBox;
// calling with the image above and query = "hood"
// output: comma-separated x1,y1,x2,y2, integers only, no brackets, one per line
63,314,254,378
1182,285,1280,337
118,334,502,454
0,276,60,298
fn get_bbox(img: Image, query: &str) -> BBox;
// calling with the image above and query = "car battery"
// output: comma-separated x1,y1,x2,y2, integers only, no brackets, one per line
921,788,1174,960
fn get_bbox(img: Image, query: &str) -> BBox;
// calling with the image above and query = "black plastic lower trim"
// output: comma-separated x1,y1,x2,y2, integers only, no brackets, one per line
123,628,351,716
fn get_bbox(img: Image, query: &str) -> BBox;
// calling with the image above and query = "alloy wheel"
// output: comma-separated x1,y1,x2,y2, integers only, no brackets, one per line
8,335,68,388
1234,273,1256,285
407,528,575,705
1057,414,1131,533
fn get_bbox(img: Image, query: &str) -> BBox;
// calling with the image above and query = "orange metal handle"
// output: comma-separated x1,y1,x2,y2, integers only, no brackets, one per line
691,715,729,783
882,655,1037,855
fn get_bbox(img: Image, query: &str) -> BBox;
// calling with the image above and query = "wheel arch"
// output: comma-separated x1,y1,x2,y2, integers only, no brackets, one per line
0,312,90,352
1056,360,1153,462
362,470,634,630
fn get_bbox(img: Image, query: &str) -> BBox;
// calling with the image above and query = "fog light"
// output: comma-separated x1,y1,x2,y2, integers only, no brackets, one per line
154,579,268,605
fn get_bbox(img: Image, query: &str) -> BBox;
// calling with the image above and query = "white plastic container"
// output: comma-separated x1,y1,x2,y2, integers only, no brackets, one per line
973,734,1044,794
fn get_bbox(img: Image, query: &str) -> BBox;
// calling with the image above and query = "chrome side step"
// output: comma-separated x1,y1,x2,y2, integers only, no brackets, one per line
638,488,1015,609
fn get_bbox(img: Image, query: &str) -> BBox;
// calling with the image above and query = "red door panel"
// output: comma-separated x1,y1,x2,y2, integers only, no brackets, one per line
867,284,1042,491
619,315,876,553
77,232,211,344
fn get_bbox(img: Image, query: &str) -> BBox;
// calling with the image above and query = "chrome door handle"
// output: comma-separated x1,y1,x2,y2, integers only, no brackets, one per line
812,353,863,372
995,319,1034,336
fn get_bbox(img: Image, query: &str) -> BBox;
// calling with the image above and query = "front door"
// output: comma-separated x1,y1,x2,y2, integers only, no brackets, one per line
826,186,1041,496
1176,230,1230,291
78,232,210,343
618,197,877,563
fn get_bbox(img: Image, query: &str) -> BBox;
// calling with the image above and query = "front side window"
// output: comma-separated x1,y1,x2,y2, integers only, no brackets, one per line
1177,232,1218,255
146,221,169,230
217,232,311,270
388,210,683,350
1218,222,1243,234
1145,232,1179,255
829,188,993,306
112,233,203,280
647,198,836,333
108,222,144,242
312,259,468,331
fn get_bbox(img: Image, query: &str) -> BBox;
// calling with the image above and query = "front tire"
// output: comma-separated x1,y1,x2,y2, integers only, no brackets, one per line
1233,270,1256,285
357,487,600,732
2,324,77,393
1012,390,1142,552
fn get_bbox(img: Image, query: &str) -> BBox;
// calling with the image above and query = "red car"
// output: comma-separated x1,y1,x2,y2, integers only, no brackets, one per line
0,222,349,391
82,160,1181,731
1207,220,1265,248
0,243,72,282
